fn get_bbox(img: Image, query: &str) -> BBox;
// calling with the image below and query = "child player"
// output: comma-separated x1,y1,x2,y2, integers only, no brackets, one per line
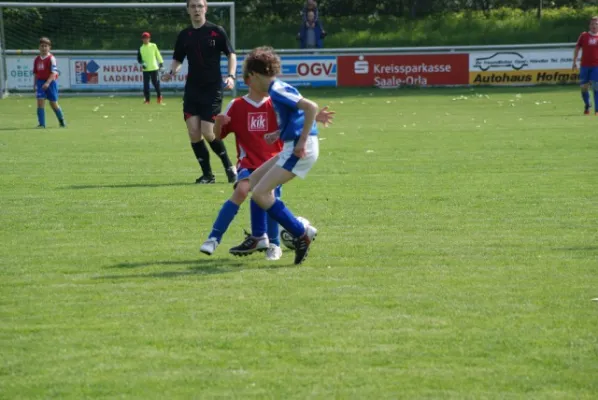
200,64,334,261
137,32,164,104
573,16,598,115
33,37,65,128
242,46,325,265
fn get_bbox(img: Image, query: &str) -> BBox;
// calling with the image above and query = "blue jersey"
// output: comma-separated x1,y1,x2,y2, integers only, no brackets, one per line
268,79,318,142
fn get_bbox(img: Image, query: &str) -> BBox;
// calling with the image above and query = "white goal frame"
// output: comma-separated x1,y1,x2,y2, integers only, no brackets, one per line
0,2,236,98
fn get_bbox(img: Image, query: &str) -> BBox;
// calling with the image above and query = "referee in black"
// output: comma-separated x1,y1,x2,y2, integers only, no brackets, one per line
164,0,237,184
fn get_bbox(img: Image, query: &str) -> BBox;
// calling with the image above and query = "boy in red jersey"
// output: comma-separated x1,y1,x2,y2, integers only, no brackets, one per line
200,67,333,261
573,16,598,115
33,37,65,128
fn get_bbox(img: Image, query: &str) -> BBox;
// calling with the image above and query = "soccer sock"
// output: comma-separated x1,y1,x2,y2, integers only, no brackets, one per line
267,216,280,246
267,185,282,245
582,90,591,108
208,139,233,170
37,108,45,126
209,200,239,242
191,141,213,177
250,200,267,237
594,90,598,112
265,199,305,238
53,107,64,123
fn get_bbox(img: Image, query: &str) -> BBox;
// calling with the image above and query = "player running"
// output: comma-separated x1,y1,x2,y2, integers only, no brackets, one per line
239,46,326,265
573,16,598,115
33,37,65,128
163,0,237,184
200,65,334,261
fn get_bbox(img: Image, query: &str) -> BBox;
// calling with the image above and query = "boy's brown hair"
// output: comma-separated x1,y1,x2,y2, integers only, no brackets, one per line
244,46,281,77
39,37,51,46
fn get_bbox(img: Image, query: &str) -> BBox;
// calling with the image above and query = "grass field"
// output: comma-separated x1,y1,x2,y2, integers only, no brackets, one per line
1,86,597,399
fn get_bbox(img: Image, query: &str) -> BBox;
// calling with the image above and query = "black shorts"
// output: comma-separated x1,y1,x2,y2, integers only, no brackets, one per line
183,84,223,123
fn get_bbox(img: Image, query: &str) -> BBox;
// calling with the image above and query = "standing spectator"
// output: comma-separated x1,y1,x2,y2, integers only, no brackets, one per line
137,32,164,104
302,0,319,23
298,10,325,49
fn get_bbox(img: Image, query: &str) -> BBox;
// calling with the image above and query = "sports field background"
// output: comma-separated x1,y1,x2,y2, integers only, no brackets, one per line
1,87,597,398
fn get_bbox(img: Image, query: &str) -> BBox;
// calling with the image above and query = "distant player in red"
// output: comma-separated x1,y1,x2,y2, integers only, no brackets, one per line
200,68,333,261
573,16,598,115
33,37,65,128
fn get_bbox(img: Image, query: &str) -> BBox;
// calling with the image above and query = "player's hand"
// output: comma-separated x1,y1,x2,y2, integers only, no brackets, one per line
572,62,578,72
264,130,280,145
215,114,231,125
293,139,307,159
315,106,335,127
224,77,235,90
42,83,49,90
162,73,173,82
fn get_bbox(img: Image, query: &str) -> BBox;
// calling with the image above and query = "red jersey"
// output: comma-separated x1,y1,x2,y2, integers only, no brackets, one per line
33,54,58,80
576,32,598,67
221,96,283,170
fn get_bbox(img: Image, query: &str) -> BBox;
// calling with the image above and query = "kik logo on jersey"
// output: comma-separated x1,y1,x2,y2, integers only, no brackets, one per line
248,112,268,132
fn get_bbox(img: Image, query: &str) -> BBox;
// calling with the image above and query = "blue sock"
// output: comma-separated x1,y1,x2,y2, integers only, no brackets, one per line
267,216,280,246
594,90,598,112
209,200,239,242
265,199,305,238
250,200,267,237
37,108,45,126
53,107,64,123
268,186,283,245
582,90,590,108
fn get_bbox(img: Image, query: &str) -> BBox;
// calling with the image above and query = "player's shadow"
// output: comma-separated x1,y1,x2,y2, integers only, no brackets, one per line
63,182,193,190
97,258,243,279
553,246,598,252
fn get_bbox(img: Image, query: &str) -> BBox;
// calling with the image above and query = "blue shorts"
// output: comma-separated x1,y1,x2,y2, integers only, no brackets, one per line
36,79,58,102
236,168,281,197
579,66,598,85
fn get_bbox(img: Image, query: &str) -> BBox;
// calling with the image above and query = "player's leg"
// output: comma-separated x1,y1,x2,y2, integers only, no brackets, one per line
200,175,251,255
229,169,271,256
36,80,46,128
142,71,151,103
150,71,162,104
47,82,65,127
265,185,283,261
184,101,214,183
580,67,592,114
200,119,236,184
252,137,319,264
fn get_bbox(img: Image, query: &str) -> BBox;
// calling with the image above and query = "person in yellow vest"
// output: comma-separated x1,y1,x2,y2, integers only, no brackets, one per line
137,32,164,104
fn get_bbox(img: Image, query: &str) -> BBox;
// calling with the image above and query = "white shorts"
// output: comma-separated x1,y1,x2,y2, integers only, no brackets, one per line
276,135,319,179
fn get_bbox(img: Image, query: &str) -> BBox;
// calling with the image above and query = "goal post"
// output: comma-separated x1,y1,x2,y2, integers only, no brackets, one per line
0,2,236,97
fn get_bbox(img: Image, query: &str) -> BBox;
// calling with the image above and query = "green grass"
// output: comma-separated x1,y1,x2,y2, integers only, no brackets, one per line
1,86,597,398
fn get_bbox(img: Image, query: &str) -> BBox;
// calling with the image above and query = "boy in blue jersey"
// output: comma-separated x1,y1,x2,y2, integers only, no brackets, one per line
237,46,326,265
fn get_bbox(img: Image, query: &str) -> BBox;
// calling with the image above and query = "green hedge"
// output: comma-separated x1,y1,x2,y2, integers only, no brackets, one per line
254,7,598,49
4,6,598,50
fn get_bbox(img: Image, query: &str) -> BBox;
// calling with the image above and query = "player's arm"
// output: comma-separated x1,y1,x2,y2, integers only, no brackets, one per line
573,34,583,70
155,44,164,69
165,32,185,80
219,27,237,90
297,98,318,141
213,100,235,139
43,56,58,89
33,60,37,91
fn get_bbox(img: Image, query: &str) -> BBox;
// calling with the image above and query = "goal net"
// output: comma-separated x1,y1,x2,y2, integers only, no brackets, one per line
0,2,236,96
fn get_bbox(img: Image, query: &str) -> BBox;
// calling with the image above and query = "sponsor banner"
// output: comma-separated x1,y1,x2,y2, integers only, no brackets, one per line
469,49,574,72
337,54,469,87
469,49,579,85
470,70,579,85
6,55,71,90
238,56,337,89
69,55,337,90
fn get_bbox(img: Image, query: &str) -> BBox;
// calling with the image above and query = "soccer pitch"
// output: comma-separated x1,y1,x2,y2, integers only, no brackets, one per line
1,87,597,398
